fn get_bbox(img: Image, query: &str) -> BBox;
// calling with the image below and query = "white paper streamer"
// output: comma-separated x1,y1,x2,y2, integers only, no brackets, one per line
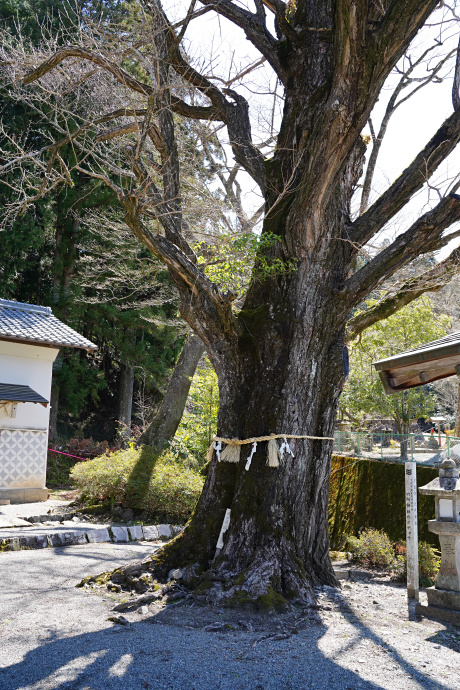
213,441,222,462
216,508,231,549
245,440,257,471
279,436,295,460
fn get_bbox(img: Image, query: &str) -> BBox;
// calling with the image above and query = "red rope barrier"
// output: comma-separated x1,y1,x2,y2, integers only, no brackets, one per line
47,448,88,461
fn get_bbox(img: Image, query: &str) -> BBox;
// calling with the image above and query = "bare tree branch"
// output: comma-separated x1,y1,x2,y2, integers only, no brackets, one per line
453,35,460,110
147,0,267,190
360,42,454,214
371,1,439,75
347,245,460,340
22,46,152,94
222,88,266,194
350,107,460,245
22,46,222,122
346,193,460,304
197,0,287,82
121,198,238,344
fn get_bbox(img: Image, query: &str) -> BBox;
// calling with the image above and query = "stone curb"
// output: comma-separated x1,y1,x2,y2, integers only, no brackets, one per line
0,523,182,552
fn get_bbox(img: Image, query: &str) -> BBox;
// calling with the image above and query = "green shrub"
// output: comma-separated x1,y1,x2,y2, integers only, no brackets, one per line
346,528,441,585
419,541,441,581
346,528,395,569
47,450,77,488
393,541,441,585
70,446,204,522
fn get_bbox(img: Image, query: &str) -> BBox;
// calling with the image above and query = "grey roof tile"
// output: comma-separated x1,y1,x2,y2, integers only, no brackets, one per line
0,382,49,405
0,299,97,350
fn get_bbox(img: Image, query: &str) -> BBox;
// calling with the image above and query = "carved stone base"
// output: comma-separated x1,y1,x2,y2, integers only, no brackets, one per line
416,602,460,626
416,587,460,626
0,487,49,504
427,586,460,611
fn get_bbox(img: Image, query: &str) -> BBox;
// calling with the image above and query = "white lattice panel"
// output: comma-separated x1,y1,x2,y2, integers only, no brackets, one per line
0,429,47,488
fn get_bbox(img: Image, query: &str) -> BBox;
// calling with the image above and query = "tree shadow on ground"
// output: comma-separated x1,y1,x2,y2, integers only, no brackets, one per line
123,446,160,510
327,586,450,689
426,629,460,654
1,596,454,690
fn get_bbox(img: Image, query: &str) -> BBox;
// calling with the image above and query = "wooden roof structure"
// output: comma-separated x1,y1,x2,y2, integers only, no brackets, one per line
373,332,460,394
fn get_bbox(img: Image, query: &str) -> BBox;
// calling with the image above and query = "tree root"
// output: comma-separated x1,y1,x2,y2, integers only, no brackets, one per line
77,543,328,613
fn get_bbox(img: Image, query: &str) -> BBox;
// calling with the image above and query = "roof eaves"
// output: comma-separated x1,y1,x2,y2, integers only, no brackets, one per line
374,341,460,371
0,333,98,352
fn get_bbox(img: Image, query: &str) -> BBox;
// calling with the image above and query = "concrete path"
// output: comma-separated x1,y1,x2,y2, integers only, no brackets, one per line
0,543,459,689
0,499,72,523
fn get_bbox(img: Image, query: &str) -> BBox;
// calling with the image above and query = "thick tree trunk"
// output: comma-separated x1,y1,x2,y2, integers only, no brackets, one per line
49,200,80,443
118,363,135,443
152,202,353,607
139,333,205,451
89,0,445,609
53,210,79,312
146,29,368,602
149,47,366,603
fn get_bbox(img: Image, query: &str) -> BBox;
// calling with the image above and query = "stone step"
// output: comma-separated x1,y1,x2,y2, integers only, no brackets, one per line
0,516,33,528
0,522,182,551
333,566,350,580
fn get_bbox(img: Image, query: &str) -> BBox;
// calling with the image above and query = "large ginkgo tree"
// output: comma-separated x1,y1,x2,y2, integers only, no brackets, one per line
2,0,460,606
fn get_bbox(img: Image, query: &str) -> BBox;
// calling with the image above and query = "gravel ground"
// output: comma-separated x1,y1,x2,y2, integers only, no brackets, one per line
0,544,459,690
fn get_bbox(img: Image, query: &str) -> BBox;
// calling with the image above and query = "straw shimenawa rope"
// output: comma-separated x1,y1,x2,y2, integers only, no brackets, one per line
214,433,334,445
207,433,334,468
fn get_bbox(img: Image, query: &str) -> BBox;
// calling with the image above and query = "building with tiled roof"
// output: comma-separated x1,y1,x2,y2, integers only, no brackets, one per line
0,300,97,504
0,299,97,351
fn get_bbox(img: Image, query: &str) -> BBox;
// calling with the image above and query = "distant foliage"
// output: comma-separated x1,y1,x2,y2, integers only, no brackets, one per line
70,446,204,521
175,355,219,463
343,297,451,431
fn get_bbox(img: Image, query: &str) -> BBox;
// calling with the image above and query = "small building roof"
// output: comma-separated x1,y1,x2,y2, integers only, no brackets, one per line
0,382,49,406
373,331,460,394
0,299,97,351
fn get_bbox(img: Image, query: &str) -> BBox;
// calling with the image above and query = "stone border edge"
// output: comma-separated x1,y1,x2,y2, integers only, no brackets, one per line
0,523,183,552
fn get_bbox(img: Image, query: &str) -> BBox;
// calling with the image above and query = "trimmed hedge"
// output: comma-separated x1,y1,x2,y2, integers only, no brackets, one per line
70,446,204,522
329,455,438,549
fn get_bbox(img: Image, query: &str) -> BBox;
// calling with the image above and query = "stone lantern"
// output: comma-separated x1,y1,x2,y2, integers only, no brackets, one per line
416,459,460,624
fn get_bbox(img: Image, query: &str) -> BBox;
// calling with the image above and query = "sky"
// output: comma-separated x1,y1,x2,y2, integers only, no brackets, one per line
166,1,460,261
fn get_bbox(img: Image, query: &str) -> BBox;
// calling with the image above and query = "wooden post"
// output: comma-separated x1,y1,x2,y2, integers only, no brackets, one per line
405,461,419,600
455,367,460,438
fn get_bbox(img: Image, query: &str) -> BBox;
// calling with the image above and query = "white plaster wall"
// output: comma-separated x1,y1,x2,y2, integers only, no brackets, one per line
0,341,59,431
0,341,59,492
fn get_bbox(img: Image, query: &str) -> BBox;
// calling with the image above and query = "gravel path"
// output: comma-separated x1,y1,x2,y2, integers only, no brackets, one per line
0,544,459,690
